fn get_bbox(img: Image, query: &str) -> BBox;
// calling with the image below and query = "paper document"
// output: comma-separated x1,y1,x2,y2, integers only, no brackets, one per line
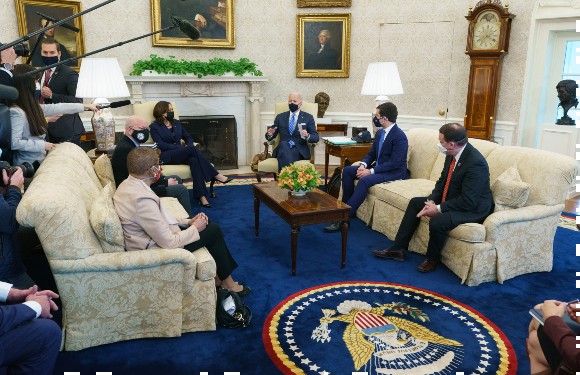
323,136,357,145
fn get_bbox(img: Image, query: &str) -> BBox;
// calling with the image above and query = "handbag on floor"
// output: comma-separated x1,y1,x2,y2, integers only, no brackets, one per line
216,288,252,328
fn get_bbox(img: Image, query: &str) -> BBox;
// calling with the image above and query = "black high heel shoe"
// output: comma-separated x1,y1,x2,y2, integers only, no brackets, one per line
197,198,212,208
221,176,234,184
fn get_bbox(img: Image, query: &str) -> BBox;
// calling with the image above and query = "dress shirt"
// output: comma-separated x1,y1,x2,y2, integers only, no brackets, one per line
0,281,41,318
0,68,13,78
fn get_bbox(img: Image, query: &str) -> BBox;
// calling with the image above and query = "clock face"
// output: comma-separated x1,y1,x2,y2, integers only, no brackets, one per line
472,10,501,50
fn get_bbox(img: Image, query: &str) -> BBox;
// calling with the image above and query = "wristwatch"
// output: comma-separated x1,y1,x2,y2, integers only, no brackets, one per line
2,63,13,71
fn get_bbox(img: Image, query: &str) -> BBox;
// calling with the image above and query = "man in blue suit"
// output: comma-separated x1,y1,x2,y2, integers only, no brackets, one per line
325,102,408,232
0,282,61,375
265,92,319,172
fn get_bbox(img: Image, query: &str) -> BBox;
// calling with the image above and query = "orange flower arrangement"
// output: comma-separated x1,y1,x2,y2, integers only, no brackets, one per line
277,163,322,193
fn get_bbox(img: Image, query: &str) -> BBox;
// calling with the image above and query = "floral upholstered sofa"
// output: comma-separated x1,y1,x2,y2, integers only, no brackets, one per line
16,143,217,350
356,128,577,286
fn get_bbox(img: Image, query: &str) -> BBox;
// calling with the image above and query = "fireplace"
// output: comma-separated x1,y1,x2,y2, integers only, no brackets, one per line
180,116,238,169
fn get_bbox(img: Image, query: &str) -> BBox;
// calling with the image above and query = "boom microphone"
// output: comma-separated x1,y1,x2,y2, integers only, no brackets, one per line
36,12,80,33
0,84,18,101
171,16,200,40
98,100,131,109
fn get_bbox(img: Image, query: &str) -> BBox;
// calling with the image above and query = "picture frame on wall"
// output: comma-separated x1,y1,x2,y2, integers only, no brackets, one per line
296,14,350,78
297,0,351,7
150,0,235,49
14,0,85,71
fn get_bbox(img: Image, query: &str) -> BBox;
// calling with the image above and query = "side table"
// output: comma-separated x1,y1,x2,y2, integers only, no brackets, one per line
323,141,372,186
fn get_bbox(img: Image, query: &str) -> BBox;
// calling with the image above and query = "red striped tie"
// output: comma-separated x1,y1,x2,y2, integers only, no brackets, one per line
441,157,456,203
39,69,52,104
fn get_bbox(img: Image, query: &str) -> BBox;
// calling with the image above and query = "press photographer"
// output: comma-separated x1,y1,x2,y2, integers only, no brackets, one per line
0,42,28,87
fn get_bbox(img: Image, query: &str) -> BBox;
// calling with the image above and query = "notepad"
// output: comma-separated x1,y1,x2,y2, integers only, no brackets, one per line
529,308,580,330
323,136,357,145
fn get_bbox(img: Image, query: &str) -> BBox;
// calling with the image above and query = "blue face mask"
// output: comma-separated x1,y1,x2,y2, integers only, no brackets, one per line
373,116,382,127
41,56,59,66
289,103,299,113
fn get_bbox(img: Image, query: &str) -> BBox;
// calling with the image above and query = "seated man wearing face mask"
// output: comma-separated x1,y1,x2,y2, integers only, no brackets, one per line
324,102,408,232
372,123,494,273
111,116,193,217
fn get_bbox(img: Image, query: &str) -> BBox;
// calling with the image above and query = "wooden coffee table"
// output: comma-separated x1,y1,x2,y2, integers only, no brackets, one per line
253,181,351,275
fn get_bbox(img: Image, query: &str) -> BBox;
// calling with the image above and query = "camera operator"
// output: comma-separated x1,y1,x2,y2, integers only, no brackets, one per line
0,165,35,289
0,46,17,87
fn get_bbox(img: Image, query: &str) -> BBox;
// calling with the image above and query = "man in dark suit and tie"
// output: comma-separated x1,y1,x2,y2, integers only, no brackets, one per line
0,46,17,87
265,92,319,172
373,123,494,273
325,102,409,232
38,37,84,145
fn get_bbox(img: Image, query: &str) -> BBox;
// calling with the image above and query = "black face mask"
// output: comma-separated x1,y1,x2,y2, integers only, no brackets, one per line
41,56,59,66
373,116,382,127
132,129,150,144
166,111,174,121
289,103,299,113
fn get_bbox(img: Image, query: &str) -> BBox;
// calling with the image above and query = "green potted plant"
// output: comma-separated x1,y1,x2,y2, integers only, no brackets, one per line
130,55,263,78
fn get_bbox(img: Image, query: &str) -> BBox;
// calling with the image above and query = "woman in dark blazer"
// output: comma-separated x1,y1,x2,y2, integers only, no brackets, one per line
150,101,233,207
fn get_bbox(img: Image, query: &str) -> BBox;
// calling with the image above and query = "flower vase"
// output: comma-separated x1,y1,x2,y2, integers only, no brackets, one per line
290,189,307,197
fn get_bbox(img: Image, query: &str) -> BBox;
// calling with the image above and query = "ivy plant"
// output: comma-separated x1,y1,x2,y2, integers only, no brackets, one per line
130,54,263,78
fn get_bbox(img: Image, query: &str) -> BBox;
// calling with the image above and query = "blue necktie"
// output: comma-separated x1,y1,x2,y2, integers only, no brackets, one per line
288,114,296,147
377,131,385,166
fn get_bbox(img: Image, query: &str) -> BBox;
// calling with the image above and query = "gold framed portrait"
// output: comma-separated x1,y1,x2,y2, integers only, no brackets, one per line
297,0,351,7
14,0,85,71
296,14,350,78
150,0,235,49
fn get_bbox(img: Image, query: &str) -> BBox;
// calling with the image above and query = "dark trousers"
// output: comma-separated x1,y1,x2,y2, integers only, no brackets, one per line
0,319,61,375
275,142,303,172
393,197,457,261
184,222,238,281
341,166,391,217
161,147,218,199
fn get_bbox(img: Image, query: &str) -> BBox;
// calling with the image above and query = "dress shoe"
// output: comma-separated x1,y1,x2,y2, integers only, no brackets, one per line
324,221,341,233
417,258,439,273
372,248,406,261
217,176,234,184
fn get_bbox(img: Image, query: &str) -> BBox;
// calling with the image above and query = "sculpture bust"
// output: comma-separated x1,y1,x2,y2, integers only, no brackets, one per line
556,79,579,125
314,92,330,118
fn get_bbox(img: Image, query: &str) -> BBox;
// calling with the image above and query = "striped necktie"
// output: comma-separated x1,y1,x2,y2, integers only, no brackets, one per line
288,114,296,147
441,157,456,203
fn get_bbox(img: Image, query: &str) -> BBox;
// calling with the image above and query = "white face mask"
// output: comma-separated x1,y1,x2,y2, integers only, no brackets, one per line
436,142,447,154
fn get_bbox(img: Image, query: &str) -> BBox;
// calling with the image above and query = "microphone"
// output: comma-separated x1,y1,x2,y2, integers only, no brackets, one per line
0,84,18,101
98,100,131,109
36,12,80,33
171,16,200,40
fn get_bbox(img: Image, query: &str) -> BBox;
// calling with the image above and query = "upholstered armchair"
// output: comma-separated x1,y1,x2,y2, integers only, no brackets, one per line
16,143,217,350
255,102,318,181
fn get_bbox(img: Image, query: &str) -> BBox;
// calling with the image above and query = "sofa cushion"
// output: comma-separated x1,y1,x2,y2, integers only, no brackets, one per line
371,179,435,211
89,182,125,253
93,154,116,190
491,165,530,212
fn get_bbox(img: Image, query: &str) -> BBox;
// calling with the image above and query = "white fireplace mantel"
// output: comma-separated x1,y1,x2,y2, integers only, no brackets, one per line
125,75,268,166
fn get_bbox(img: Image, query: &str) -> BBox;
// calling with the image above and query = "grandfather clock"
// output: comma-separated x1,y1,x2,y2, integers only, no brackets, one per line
464,0,514,140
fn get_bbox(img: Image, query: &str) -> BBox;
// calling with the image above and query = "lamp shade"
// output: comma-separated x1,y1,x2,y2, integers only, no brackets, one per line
360,62,404,97
76,58,130,99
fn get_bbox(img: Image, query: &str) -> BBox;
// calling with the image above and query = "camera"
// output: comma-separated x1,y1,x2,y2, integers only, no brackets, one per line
0,42,30,58
0,160,35,186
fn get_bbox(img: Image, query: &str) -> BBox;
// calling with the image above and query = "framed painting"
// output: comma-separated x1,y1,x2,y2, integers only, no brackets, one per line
150,0,235,49
14,0,85,71
296,14,350,78
297,0,351,7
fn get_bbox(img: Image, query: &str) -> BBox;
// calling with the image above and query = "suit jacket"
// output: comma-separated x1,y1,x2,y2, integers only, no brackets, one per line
266,110,319,160
360,124,408,180
0,69,13,88
544,315,580,371
111,136,170,195
150,120,195,151
304,45,339,70
43,65,84,140
427,143,494,221
113,175,198,250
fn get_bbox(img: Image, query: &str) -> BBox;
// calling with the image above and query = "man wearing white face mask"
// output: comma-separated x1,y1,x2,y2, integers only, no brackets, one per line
372,123,493,273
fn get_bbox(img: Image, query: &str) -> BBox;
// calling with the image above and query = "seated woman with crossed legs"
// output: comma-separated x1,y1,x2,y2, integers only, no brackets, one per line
113,147,250,296
149,101,233,208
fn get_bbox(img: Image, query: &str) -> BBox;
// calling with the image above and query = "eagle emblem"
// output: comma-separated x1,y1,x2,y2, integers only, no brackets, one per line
312,300,463,373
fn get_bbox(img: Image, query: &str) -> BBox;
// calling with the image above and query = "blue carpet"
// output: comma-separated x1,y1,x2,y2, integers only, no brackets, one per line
52,185,579,374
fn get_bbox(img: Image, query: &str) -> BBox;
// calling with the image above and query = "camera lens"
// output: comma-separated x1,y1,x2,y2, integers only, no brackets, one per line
13,43,30,58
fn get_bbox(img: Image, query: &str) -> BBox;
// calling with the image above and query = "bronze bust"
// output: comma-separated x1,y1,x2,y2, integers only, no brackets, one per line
556,79,579,125
314,92,330,118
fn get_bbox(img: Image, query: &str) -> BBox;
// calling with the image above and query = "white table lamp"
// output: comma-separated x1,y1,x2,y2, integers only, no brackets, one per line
361,62,403,106
76,58,130,153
